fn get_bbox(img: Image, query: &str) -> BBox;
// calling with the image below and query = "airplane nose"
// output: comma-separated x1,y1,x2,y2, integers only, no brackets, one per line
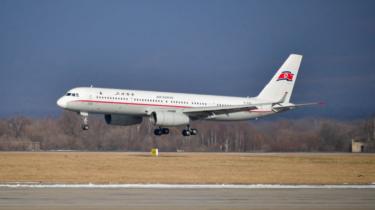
57,97,66,108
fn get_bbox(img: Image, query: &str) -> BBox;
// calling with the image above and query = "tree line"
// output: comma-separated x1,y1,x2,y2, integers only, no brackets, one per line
0,111,374,152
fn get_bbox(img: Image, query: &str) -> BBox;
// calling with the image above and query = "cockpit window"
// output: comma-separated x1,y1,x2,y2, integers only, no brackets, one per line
66,92,79,97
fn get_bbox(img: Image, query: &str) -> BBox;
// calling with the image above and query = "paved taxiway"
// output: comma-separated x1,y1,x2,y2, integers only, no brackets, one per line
1,187,374,210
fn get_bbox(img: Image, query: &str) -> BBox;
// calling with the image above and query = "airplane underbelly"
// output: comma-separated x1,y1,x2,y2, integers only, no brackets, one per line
69,101,147,115
95,103,147,115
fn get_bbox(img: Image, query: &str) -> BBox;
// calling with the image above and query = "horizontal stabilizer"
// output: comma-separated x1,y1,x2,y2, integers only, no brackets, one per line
272,102,323,112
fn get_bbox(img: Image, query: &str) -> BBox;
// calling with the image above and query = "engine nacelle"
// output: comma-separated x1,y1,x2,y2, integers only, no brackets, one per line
150,111,190,126
104,114,143,126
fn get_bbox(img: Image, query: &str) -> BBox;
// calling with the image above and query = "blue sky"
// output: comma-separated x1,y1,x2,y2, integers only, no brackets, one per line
0,0,374,119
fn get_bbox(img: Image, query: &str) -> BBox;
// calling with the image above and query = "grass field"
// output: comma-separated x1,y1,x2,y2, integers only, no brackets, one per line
0,152,374,184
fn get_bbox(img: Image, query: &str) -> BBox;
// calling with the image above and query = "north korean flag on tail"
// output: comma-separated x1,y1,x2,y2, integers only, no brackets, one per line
277,71,294,81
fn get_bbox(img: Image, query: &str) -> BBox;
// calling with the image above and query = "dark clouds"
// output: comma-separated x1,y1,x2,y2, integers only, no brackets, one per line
0,0,374,118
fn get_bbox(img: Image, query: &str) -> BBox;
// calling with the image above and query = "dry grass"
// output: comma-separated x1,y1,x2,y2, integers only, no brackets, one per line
0,152,374,184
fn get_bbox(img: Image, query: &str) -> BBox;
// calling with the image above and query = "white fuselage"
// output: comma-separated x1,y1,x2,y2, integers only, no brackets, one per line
57,87,275,121
56,54,306,136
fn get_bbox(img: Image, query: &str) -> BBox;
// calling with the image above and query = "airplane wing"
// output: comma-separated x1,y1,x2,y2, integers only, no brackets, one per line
180,92,290,119
181,102,274,120
181,101,322,120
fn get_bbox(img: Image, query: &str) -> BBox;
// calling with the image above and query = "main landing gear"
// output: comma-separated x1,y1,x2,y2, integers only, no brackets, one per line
80,112,89,130
182,125,198,137
153,125,198,137
154,127,170,136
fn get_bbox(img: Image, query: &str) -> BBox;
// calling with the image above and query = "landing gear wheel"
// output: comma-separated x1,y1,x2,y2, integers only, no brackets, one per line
190,128,198,135
154,128,163,136
81,124,89,130
162,128,169,135
182,129,191,136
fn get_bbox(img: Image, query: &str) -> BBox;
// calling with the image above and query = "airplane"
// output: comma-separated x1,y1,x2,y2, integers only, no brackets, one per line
57,54,318,136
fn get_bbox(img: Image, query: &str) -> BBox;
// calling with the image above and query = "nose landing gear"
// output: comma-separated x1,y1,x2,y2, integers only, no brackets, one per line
80,112,89,130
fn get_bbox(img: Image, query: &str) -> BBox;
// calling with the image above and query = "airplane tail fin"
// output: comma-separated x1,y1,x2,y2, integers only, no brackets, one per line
257,54,303,103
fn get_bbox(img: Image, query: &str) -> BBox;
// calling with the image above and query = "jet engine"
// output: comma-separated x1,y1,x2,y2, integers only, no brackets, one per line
104,114,143,126
150,111,190,126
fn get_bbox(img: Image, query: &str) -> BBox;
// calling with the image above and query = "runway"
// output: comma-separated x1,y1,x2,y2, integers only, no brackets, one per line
1,186,374,210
